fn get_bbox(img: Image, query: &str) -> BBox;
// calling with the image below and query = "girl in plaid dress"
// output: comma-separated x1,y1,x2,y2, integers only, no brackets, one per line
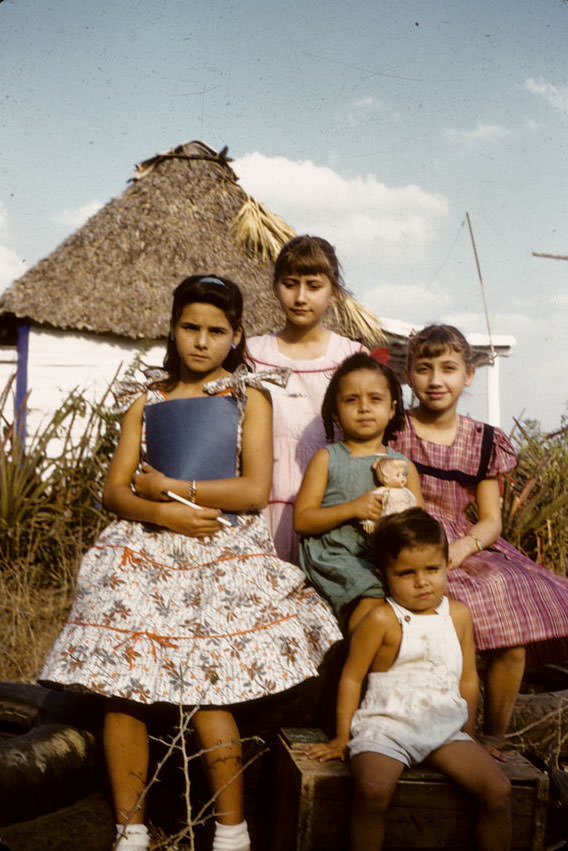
389,324,568,738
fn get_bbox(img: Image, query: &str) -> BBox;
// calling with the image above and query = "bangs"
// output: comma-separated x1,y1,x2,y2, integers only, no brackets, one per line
274,235,342,289
407,324,472,367
279,255,333,281
410,340,463,361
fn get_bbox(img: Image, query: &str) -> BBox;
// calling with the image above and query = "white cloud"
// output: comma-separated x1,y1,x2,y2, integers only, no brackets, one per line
346,96,385,127
0,202,28,293
362,282,451,320
524,78,568,113
51,199,103,229
444,122,509,146
233,153,448,251
523,116,539,133
551,292,568,308
0,244,27,293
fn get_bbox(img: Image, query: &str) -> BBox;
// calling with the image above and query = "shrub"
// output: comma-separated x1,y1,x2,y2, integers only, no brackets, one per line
501,416,568,575
0,379,119,583
0,377,120,679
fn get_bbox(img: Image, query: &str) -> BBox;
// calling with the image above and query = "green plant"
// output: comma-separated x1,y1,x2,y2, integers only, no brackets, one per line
501,416,568,574
0,377,120,585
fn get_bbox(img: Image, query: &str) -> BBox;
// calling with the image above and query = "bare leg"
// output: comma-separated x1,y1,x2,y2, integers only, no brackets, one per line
483,645,526,736
426,740,511,850
192,709,244,825
348,598,385,635
103,711,149,825
349,752,404,851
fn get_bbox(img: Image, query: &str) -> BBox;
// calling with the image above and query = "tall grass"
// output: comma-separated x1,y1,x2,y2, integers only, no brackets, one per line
501,416,568,574
0,376,120,679
1,377,567,682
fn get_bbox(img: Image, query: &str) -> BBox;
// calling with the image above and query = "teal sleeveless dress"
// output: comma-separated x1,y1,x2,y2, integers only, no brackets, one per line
299,443,408,617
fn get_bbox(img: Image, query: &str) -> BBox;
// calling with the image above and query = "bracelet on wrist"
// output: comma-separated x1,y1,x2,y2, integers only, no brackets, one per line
468,534,483,552
189,480,197,502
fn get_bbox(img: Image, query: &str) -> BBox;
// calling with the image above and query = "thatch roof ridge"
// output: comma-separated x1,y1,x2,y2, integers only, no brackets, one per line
0,139,386,348
132,140,238,182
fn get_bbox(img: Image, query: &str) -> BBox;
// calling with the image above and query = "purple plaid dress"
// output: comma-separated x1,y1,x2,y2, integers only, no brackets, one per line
391,413,568,665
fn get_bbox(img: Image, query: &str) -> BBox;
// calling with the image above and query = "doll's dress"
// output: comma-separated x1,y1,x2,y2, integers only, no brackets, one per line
349,597,471,766
40,367,342,706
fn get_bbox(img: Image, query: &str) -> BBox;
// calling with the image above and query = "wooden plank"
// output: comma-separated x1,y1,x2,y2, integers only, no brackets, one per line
271,729,549,851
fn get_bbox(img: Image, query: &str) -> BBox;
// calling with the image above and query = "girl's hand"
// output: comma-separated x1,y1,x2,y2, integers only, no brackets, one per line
448,537,477,569
351,489,383,522
306,736,349,763
158,501,223,537
133,462,170,501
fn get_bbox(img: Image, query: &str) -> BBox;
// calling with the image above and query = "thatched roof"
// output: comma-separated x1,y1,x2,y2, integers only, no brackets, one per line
0,140,386,347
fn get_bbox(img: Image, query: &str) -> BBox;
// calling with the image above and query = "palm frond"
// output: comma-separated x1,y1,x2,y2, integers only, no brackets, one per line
328,294,387,347
231,196,295,263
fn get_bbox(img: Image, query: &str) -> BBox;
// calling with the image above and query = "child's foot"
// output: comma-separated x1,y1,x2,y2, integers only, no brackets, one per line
114,823,150,850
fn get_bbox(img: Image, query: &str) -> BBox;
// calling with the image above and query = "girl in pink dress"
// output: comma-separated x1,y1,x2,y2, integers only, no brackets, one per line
389,324,568,738
247,235,365,563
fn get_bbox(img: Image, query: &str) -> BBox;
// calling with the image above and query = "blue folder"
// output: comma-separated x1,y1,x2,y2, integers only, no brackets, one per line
144,396,239,524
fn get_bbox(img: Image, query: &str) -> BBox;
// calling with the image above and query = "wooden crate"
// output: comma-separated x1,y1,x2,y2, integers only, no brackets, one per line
270,728,549,851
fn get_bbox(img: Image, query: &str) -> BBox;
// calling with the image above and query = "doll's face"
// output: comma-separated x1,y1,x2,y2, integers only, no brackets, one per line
377,459,407,488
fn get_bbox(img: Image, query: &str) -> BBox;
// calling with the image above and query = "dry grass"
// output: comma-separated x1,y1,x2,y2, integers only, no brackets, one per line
1,382,567,684
231,195,296,263
0,378,119,682
0,567,74,681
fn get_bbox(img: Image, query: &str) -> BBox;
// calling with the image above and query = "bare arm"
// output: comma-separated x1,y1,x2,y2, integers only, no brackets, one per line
103,396,222,536
134,387,273,512
294,449,383,535
307,608,387,761
452,601,479,737
449,478,502,569
406,461,424,507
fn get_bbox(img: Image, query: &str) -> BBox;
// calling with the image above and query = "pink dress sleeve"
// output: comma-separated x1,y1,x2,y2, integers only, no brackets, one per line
487,427,517,478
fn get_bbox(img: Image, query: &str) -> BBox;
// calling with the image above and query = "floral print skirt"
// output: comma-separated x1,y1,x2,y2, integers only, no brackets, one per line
40,514,341,706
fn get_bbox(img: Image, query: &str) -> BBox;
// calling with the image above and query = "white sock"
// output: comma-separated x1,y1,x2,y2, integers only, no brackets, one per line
212,819,251,851
114,823,149,851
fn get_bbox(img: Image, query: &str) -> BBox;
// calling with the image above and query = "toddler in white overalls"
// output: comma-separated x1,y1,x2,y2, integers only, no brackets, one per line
307,507,512,851
349,595,470,764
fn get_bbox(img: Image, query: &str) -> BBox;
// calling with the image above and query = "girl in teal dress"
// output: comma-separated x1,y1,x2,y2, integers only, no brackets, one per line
294,353,423,634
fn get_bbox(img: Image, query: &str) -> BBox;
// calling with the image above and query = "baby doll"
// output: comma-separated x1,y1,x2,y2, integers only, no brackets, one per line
361,456,417,534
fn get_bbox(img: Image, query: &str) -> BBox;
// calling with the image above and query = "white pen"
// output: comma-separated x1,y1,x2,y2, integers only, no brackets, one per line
163,490,232,528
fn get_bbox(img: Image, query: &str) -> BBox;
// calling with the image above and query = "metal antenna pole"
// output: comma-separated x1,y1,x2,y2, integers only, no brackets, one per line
466,212,496,363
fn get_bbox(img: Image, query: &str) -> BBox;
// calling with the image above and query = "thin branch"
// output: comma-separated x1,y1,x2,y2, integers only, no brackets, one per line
532,252,568,261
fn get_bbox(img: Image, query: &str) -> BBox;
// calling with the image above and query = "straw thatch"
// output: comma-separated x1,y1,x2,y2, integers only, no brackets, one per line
0,140,386,348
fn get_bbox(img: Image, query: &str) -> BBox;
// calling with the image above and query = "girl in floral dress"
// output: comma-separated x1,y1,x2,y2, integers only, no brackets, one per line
247,235,365,563
389,324,568,738
40,275,341,851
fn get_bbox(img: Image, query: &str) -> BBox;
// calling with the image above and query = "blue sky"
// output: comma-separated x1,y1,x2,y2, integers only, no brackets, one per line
1,0,567,431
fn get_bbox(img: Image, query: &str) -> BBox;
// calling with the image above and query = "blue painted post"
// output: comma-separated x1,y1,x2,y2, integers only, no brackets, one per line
15,323,29,446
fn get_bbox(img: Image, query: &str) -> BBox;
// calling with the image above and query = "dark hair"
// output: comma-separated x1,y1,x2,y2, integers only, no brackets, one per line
273,235,345,293
372,508,449,581
407,324,473,370
321,353,404,442
161,274,246,386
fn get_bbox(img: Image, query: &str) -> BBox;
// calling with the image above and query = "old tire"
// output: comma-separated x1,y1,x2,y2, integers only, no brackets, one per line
0,723,98,827
0,791,115,851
